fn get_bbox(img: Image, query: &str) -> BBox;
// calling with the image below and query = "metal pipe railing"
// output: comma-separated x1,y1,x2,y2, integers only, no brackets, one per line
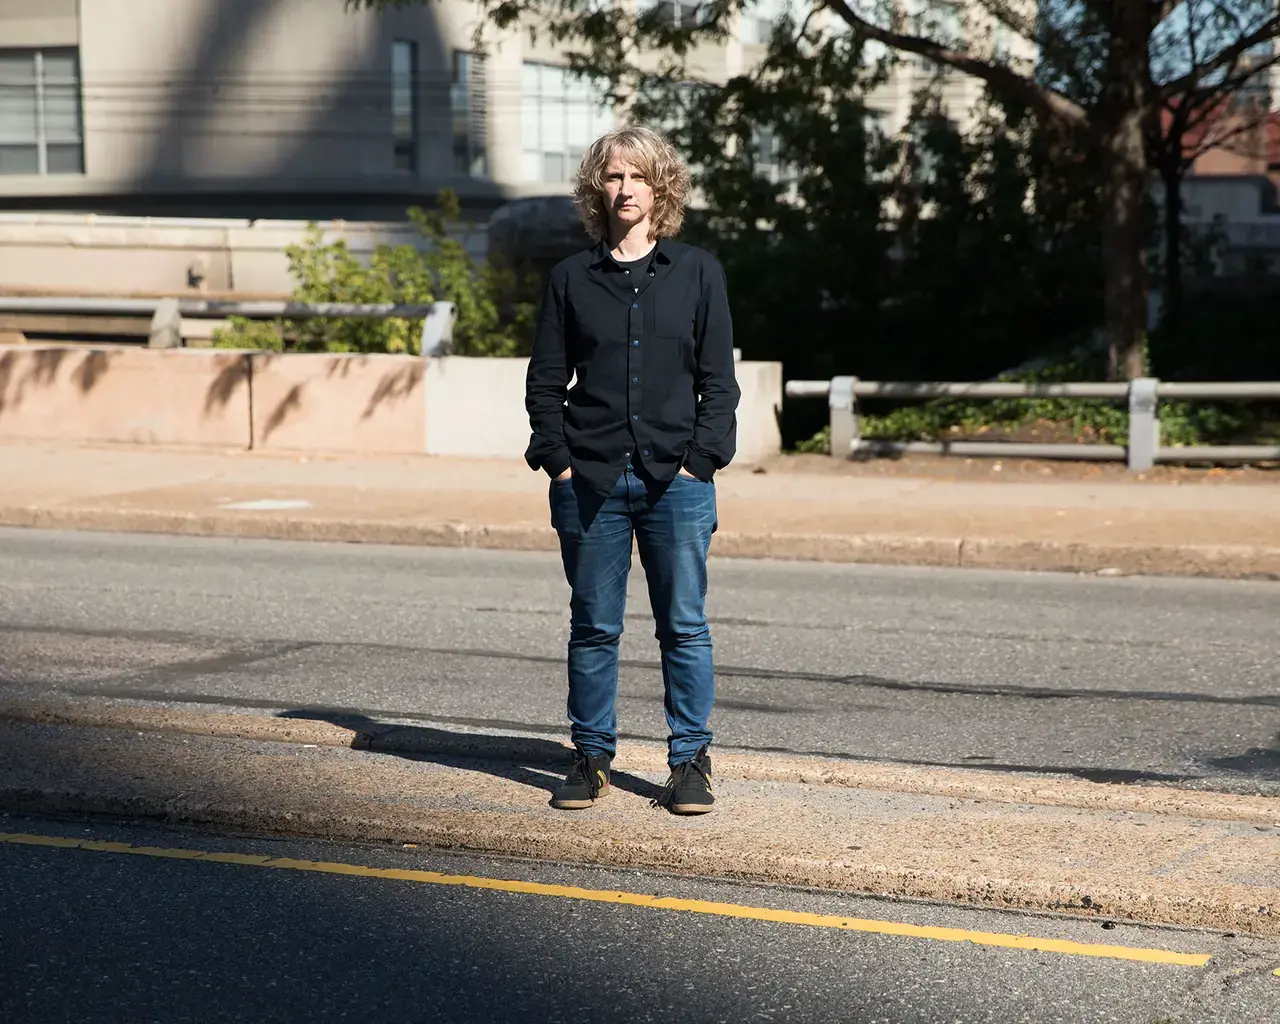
0,296,458,355
784,376,1280,470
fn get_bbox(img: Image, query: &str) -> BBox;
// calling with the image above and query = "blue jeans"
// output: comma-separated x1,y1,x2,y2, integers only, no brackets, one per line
549,463,718,768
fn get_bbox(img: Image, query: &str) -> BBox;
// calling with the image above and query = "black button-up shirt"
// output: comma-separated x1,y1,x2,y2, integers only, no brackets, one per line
524,238,741,496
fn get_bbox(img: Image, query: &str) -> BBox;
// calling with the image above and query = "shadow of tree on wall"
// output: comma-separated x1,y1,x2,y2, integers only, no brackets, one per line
203,353,251,418
210,351,427,448
259,383,304,445
0,348,120,418
361,362,423,421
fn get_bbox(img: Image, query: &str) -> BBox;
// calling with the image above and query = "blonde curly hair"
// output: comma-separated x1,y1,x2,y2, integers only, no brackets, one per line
572,125,691,242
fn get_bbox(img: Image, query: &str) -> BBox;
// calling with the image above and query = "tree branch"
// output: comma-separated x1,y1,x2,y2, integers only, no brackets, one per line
820,0,1087,128
1160,14,1280,97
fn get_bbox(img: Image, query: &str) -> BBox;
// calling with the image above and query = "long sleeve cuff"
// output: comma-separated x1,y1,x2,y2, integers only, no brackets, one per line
539,449,572,479
682,449,718,481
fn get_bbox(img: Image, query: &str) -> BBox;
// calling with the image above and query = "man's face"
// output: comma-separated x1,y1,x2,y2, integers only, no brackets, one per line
602,150,655,234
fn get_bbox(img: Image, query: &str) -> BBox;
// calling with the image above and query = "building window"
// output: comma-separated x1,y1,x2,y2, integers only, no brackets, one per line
521,62,613,184
638,0,710,29
741,0,790,46
451,52,487,177
0,48,83,176
391,40,417,173
753,125,799,201
914,0,962,77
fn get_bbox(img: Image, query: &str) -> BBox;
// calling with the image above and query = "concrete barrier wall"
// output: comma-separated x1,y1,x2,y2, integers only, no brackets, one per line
0,345,251,448
251,353,425,455
734,359,784,464
424,356,532,458
425,355,782,464
0,345,783,464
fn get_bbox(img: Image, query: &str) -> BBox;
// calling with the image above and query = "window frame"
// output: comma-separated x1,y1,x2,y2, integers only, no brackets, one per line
520,60,613,184
0,46,84,177
391,39,418,174
450,50,488,178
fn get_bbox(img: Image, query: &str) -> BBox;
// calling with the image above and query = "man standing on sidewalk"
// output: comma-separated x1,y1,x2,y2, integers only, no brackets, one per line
524,125,740,815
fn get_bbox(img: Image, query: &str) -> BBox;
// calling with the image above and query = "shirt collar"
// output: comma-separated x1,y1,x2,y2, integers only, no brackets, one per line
590,237,673,272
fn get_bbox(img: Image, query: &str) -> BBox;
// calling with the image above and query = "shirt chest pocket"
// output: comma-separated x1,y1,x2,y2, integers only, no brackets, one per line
654,301,696,342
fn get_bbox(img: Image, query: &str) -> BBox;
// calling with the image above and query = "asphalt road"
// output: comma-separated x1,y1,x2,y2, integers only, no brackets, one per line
1,528,1278,793
3,814,1276,1024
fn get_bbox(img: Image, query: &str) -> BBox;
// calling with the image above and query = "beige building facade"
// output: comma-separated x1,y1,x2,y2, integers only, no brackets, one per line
1,0,1002,224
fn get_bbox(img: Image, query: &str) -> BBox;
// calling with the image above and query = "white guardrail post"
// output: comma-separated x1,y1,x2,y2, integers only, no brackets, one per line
148,298,182,349
419,301,458,357
1127,377,1160,471
829,375,858,458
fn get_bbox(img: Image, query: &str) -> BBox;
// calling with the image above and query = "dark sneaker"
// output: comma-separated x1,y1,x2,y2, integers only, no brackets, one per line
653,747,713,815
550,746,612,810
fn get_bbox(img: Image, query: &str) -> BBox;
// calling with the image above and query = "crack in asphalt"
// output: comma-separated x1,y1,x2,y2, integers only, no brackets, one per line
2,622,1277,708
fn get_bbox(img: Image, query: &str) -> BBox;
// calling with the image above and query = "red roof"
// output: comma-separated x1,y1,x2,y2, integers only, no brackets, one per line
1161,94,1280,169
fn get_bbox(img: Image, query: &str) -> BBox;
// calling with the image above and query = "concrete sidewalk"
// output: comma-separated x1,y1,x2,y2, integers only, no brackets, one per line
3,697,1278,937
1,440,1278,577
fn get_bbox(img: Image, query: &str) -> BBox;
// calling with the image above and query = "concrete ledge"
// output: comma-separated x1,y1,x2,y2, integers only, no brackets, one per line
3,714,1277,936
1,503,1277,579
4,698,1276,825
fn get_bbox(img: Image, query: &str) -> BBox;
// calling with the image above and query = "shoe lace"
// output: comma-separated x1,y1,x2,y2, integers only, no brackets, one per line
651,752,710,809
570,746,604,799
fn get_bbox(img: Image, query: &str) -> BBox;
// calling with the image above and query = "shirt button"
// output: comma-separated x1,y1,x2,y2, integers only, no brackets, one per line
632,340,639,347
632,303,638,309
632,377,639,383
643,449,651,456
624,269,630,275
648,270,655,276
632,414,639,421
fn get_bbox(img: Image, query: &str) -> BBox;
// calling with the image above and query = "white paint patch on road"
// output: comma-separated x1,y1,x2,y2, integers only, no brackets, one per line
217,499,313,512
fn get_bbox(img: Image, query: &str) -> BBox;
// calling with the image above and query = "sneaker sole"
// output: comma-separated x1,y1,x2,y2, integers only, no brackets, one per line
550,783,610,810
668,800,713,815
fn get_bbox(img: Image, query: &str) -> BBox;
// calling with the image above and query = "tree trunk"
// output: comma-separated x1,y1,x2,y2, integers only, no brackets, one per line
1099,7,1152,381
1159,157,1184,337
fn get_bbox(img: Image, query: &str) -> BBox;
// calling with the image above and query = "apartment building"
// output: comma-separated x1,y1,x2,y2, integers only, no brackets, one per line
1,0,1002,225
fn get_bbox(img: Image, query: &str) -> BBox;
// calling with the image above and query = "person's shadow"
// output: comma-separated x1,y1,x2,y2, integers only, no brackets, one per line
276,708,665,803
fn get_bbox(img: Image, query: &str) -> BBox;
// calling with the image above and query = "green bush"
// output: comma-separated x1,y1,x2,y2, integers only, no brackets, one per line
213,190,536,356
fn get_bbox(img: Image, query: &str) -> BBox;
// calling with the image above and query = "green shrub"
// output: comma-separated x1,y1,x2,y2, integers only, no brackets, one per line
213,190,536,356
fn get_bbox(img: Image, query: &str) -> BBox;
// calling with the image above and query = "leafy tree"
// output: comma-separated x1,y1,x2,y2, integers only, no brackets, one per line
616,18,1104,441
356,0,1280,381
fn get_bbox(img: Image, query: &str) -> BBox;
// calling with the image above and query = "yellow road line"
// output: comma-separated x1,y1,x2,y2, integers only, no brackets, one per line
1,831,1211,967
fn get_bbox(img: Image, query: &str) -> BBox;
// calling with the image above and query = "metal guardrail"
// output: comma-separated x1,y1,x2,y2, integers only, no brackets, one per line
0,297,458,355
785,376,1280,470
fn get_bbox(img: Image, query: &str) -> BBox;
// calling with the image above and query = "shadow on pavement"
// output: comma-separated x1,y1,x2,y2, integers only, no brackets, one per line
275,708,666,803
1208,736,1280,779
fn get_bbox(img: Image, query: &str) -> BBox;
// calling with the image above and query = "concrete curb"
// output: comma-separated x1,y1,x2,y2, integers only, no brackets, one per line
4,780,1276,938
2,504,1278,579
5,706,1278,935
5,699,1277,825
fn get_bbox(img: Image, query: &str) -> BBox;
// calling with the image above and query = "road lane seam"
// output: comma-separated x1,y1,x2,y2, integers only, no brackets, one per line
1,830,1212,968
